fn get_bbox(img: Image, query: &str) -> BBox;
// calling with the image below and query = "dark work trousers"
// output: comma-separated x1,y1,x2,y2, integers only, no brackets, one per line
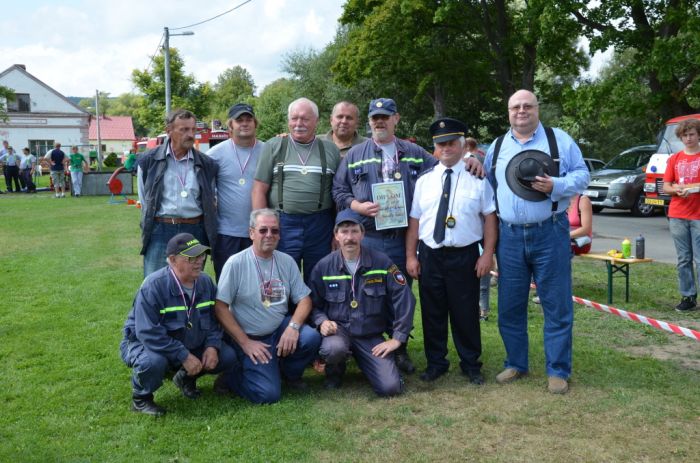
418,241,482,374
5,165,21,192
21,169,35,192
213,234,252,282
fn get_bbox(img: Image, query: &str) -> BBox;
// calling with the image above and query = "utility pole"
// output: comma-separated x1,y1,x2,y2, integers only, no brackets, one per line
95,89,102,172
163,27,194,117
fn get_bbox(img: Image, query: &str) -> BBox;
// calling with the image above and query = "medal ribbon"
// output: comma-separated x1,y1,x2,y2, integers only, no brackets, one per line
170,142,190,193
231,139,255,177
289,137,316,167
169,267,197,326
252,249,276,297
373,138,400,180
344,251,362,305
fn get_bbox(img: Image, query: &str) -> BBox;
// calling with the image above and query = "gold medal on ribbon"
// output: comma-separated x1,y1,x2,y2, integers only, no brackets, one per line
446,216,457,228
350,300,359,309
263,299,271,308
393,172,402,180
301,167,308,175
239,178,246,185
180,190,188,198
186,321,193,329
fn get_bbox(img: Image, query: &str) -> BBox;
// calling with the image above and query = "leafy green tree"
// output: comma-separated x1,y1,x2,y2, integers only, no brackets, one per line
0,85,14,121
562,0,700,118
254,78,297,140
211,66,256,122
78,91,111,115
110,93,149,137
131,48,213,135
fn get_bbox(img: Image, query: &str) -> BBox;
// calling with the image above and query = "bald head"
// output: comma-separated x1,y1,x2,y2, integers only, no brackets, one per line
508,90,540,139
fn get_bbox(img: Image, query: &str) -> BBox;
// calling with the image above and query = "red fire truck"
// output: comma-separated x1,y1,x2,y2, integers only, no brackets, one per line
135,121,229,153
643,114,700,214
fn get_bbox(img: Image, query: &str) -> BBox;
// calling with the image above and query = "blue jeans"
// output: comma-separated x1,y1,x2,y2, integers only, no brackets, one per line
278,209,333,283
669,218,700,297
496,212,573,379
143,222,207,277
70,170,83,195
223,316,321,404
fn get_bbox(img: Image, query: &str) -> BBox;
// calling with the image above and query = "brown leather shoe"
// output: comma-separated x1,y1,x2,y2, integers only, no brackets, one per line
495,368,526,384
548,376,569,394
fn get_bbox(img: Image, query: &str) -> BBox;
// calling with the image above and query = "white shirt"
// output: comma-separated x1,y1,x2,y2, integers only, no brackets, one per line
410,162,496,249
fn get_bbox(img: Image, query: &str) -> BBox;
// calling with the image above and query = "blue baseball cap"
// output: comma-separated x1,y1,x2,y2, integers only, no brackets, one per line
335,209,363,226
228,103,255,120
368,98,397,117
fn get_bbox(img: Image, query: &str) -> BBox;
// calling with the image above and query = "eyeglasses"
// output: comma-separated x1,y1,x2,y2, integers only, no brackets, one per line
508,103,538,112
181,254,206,263
256,227,280,236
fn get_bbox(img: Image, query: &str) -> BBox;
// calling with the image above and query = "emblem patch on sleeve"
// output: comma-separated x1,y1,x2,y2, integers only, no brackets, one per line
390,265,407,286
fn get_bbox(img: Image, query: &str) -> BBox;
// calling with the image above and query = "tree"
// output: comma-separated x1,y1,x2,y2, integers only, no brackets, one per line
0,85,14,122
78,91,111,115
110,93,149,137
211,66,256,122
562,0,700,118
254,78,297,140
131,47,213,135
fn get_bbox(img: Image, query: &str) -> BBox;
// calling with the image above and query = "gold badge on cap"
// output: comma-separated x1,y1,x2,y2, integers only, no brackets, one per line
376,102,383,108
439,121,445,128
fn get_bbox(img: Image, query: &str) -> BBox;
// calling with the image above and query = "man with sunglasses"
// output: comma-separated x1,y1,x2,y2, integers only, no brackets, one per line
214,209,321,404
120,233,238,416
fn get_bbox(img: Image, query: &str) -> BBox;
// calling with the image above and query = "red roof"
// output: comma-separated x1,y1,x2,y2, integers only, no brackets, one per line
88,116,136,140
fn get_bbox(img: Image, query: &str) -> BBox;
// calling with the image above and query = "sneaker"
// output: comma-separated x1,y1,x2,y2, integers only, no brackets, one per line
532,296,541,304
60,193,65,198
675,295,697,312
548,376,569,394
495,368,526,384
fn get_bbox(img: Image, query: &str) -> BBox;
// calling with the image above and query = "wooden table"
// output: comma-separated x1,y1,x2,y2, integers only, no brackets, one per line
579,254,654,304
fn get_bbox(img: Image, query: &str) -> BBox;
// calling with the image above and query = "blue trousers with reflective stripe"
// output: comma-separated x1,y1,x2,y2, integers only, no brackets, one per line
278,209,334,283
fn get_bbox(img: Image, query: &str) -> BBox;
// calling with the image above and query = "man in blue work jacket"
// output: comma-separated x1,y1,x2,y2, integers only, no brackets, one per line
309,209,415,396
120,233,237,416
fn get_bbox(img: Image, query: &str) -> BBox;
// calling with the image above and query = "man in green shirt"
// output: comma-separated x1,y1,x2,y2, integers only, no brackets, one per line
68,146,89,197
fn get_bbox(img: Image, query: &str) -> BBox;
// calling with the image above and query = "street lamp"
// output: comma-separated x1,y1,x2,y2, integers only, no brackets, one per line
163,27,194,117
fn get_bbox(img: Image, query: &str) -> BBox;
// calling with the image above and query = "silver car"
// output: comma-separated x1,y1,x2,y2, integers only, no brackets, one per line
583,145,657,217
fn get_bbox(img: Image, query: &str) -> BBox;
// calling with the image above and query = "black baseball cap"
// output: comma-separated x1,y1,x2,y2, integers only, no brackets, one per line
165,233,210,257
228,103,255,120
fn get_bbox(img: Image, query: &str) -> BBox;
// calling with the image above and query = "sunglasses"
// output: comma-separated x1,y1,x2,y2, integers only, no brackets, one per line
256,227,280,236
180,254,207,263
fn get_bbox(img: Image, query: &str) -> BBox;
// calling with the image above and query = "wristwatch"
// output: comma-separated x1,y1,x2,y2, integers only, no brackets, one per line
288,321,300,331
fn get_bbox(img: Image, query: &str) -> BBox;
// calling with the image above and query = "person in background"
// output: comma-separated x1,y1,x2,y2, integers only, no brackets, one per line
0,146,22,192
319,101,367,158
663,118,700,312
20,148,37,193
46,143,69,198
68,146,89,197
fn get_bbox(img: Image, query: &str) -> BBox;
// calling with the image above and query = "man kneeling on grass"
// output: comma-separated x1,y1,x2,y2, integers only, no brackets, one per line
119,233,238,416
308,209,415,396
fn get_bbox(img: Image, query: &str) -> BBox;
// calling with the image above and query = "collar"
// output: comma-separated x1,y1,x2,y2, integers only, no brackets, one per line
508,122,542,145
331,246,375,273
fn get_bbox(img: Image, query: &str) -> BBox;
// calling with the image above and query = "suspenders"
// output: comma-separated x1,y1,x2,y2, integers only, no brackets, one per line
490,126,560,213
274,137,328,211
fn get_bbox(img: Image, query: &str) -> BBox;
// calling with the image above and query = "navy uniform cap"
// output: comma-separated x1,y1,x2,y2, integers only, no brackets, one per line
368,98,397,117
430,117,467,144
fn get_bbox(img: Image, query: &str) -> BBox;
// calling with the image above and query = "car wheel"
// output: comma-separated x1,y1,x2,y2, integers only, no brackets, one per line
631,193,655,217
592,206,604,213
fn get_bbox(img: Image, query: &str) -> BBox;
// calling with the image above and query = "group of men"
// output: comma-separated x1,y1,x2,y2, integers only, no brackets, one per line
0,140,37,193
122,89,589,416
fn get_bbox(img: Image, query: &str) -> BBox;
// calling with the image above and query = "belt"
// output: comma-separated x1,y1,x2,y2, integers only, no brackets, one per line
500,211,566,228
154,215,203,224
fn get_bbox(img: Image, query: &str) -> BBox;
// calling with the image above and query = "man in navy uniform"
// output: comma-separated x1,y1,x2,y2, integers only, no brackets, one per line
406,118,497,385
309,209,415,396
119,233,237,416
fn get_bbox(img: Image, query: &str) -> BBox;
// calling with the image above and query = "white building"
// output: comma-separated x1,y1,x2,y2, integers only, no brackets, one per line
0,64,89,155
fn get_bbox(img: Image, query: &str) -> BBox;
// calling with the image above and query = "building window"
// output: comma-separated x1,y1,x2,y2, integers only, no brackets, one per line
7,93,31,112
28,140,55,156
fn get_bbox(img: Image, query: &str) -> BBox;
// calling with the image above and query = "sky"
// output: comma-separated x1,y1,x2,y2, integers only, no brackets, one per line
0,0,346,98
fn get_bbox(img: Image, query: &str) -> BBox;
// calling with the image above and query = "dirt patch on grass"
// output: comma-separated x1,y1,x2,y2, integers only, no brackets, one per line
618,317,700,371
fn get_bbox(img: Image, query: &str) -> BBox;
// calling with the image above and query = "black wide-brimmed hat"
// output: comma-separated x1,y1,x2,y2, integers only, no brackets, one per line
505,150,557,201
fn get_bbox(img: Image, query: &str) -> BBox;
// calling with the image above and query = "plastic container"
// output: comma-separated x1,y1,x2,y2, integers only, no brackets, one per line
621,238,631,258
635,234,645,259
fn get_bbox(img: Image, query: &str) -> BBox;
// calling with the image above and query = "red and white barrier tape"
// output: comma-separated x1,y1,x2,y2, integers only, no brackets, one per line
489,271,700,342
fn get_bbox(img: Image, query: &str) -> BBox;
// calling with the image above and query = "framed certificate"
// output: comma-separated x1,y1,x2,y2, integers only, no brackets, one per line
371,181,408,230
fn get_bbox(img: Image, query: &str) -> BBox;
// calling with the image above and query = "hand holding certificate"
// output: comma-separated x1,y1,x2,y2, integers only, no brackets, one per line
371,181,408,230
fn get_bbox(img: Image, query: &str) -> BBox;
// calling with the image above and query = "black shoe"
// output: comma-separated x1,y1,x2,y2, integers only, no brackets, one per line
173,369,201,399
284,377,309,392
675,295,697,312
466,371,485,385
395,344,416,374
324,362,345,390
131,395,166,416
420,368,447,382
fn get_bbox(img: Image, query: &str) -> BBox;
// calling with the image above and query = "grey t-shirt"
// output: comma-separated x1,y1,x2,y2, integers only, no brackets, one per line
207,139,264,237
216,248,310,336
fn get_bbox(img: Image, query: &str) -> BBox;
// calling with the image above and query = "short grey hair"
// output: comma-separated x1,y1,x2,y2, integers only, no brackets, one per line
288,98,319,120
249,208,279,228
165,109,196,127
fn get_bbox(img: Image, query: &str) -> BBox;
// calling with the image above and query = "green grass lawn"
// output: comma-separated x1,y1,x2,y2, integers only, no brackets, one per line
1,193,698,462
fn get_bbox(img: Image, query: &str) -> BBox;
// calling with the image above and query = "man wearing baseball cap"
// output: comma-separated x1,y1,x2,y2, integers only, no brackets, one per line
406,118,497,384
207,103,265,280
308,209,415,396
119,233,237,416
332,97,438,374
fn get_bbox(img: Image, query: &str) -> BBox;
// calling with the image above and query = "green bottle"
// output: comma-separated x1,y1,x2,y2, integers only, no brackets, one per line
621,238,631,258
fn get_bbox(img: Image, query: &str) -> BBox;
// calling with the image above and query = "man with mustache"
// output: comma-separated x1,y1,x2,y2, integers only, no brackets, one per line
309,209,415,396
332,98,438,374
252,98,340,282
119,233,238,416
319,101,367,158
138,109,219,277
